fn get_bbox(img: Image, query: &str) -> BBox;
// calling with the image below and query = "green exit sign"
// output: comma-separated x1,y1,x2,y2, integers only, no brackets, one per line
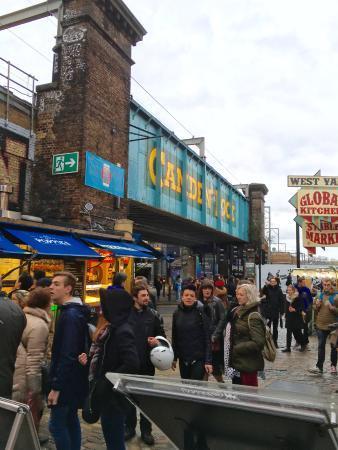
52,152,79,175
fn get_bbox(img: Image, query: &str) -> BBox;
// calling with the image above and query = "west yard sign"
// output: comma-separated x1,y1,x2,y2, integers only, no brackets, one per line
288,171,338,251
288,175,338,187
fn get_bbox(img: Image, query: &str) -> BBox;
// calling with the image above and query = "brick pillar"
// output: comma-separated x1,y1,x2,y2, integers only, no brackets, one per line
248,183,268,248
31,0,146,226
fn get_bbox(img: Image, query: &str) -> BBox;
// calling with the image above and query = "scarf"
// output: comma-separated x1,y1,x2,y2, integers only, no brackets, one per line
88,325,110,382
223,321,240,379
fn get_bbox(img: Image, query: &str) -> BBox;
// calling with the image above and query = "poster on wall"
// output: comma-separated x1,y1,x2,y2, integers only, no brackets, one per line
85,151,125,197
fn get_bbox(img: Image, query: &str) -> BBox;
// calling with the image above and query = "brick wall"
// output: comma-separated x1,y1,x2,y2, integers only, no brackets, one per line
248,183,268,248
0,100,32,130
31,0,145,228
0,135,28,209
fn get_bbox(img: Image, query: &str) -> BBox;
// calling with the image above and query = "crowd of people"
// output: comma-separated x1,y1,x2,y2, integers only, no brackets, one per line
0,268,337,450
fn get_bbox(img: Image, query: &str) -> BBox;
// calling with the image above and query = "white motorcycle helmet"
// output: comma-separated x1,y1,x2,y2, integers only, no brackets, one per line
150,336,174,371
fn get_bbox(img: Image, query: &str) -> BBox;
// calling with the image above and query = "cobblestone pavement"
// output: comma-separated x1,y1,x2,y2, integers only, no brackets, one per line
40,303,337,449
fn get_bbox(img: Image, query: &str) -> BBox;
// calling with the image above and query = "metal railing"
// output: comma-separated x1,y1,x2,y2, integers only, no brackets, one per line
0,56,37,135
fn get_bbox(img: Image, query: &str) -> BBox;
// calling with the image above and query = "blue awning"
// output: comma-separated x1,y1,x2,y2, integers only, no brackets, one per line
3,227,101,259
0,231,30,257
83,237,157,259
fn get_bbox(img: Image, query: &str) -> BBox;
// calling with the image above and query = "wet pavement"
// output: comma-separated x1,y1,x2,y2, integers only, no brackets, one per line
40,303,337,449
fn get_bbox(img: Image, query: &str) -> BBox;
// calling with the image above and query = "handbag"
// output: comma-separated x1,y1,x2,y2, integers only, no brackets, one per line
82,378,104,424
248,312,277,362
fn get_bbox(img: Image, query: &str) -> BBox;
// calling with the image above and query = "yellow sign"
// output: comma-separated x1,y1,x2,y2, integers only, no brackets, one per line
148,148,236,223
288,175,338,187
303,222,338,247
297,189,338,217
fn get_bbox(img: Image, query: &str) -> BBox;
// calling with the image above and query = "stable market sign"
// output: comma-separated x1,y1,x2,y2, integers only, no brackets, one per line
297,189,338,217
52,152,79,175
303,222,338,247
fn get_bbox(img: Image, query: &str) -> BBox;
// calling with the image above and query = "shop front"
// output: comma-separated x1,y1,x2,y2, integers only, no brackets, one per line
82,237,157,305
0,221,159,305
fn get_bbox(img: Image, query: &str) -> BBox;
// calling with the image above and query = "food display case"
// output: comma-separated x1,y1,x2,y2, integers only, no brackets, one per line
85,253,133,304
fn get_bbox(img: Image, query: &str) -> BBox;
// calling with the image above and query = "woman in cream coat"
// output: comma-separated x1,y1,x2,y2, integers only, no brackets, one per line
12,287,51,429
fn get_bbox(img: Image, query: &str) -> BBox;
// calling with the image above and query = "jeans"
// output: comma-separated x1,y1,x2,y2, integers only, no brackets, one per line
49,405,81,450
267,318,279,344
316,329,338,370
126,403,151,435
101,406,126,450
179,359,205,380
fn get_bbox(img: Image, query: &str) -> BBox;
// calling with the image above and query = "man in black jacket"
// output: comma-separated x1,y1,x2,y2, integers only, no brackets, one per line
125,283,166,446
48,272,90,450
0,280,26,398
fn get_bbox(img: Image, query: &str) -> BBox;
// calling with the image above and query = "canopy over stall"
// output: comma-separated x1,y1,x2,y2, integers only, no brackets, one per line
2,226,101,259
0,231,31,258
82,236,157,259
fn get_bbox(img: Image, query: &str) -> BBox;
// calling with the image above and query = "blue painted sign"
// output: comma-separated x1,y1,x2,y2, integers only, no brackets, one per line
128,100,249,242
85,151,125,197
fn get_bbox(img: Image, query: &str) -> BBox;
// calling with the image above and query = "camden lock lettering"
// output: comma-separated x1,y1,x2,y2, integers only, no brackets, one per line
297,189,338,217
148,148,236,223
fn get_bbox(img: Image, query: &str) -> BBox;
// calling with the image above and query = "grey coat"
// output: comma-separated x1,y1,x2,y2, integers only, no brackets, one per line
0,295,26,398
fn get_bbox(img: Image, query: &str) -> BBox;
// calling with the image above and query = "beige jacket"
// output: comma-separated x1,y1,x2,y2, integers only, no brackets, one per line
315,293,338,331
12,307,51,402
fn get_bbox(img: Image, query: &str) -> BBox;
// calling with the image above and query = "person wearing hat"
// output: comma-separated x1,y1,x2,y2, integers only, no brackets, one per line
199,279,227,382
215,286,228,311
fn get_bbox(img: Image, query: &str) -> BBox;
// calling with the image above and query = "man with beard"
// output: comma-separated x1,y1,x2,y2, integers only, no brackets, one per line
125,284,166,445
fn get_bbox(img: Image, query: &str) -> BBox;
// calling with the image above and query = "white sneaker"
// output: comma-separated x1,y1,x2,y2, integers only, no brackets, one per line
308,367,323,375
330,365,337,375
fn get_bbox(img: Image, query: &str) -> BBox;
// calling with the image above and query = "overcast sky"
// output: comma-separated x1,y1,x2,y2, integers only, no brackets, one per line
1,0,338,260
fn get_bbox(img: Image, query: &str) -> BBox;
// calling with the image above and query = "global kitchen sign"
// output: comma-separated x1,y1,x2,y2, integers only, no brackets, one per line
288,171,338,253
297,189,338,217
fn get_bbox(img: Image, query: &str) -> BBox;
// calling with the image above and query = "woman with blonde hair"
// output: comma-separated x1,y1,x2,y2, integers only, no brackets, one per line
11,289,29,309
224,284,265,386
